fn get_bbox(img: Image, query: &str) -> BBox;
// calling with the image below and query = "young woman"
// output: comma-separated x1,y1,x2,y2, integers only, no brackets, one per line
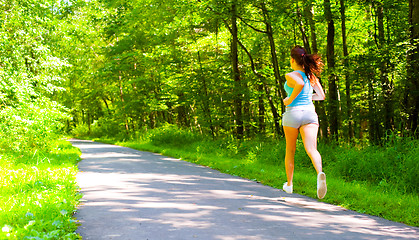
282,45,327,199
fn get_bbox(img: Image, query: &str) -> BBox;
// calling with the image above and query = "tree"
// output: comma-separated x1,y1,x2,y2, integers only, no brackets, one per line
374,0,394,134
230,0,244,139
55,0,416,143
299,0,328,139
407,0,419,137
296,1,311,52
340,0,353,141
0,0,74,151
324,0,339,141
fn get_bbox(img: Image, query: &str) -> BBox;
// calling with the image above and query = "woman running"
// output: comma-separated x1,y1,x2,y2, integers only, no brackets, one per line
282,45,327,199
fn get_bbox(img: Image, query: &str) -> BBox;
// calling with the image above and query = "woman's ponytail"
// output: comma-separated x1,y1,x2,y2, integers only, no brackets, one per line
291,46,324,85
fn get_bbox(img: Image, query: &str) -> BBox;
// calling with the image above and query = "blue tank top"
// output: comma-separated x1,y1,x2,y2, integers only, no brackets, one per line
284,70,314,107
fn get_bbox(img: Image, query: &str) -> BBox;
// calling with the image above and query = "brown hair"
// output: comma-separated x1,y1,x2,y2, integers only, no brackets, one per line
291,45,324,85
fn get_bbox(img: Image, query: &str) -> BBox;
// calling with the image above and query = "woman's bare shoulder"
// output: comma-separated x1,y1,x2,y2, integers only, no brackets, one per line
286,71,304,83
287,71,304,78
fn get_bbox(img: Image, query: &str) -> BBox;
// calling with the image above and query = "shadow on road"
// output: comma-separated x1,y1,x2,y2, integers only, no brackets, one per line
70,139,418,240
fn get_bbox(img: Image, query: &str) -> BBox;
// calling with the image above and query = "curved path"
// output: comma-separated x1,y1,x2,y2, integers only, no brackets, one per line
70,139,418,240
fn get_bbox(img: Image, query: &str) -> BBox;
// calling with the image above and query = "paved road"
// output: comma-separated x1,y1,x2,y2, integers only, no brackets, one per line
70,139,418,240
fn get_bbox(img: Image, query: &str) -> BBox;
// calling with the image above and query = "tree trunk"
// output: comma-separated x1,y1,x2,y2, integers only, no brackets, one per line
296,1,311,53
198,51,215,138
407,0,419,137
368,75,379,144
375,1,394,135
303,0,328,139
324,0,339,141
236,34,281,139
304,0,318,53
258,83,266,133
87,111,91,134
340,0,353,141
118,74,129,132
231,1,244,139
260,1,284,137
176,92,189,128
223,2,279,137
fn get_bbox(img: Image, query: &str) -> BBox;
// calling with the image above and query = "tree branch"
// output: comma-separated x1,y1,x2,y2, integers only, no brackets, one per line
237,15,268,34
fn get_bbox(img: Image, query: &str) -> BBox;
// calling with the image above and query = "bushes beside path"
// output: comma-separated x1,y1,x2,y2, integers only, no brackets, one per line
0,141,81,240
0,102,82,239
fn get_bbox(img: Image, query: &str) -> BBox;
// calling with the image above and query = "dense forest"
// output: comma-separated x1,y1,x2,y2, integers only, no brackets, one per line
66,0,419,144
1,0,419,144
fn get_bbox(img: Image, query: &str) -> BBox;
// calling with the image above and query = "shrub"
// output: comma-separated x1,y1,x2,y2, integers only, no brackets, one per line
400,140,419,193
244,140,285,166
0,100,68,154
0,141,81,240
147,124,203,147
70,124,90,138
90,117,128,139
330,139,419,194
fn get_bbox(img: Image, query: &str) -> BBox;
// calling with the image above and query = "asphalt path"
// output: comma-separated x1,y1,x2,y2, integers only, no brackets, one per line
70,139,418,240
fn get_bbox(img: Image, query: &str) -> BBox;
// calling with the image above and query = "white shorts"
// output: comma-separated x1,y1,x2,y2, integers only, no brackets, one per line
282,105,319,129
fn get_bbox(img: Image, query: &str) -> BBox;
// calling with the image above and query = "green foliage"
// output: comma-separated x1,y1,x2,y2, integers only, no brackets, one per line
0,141,81,240
0,0,82,238
62,0,417,144
0,100,68,153
70,124,91,138
0,0,72,154
71,117,129,140
147,124,204,148
330,138,419,194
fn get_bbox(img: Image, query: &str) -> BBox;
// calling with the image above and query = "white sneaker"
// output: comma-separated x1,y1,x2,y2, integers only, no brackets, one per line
317,172,327,199
283,182,293,194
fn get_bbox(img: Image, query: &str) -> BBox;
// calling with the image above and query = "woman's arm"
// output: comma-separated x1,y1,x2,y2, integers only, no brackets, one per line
283,72,305,106
312,77,325,101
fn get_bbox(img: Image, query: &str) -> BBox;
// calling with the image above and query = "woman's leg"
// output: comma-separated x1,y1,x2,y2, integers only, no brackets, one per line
300,123,327,198
300,123,322,174
283,126,299,186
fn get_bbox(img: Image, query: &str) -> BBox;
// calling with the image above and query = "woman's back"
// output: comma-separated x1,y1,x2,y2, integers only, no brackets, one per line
284,70,313,107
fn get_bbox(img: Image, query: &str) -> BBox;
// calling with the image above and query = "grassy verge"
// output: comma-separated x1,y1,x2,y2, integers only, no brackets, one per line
89,126,418,227
0,140,81,240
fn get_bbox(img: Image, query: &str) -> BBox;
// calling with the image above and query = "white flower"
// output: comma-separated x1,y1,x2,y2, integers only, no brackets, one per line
2,225,12,233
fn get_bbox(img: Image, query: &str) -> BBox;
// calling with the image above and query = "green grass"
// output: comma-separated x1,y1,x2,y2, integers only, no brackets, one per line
0,140,81,240
92,125,418,227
